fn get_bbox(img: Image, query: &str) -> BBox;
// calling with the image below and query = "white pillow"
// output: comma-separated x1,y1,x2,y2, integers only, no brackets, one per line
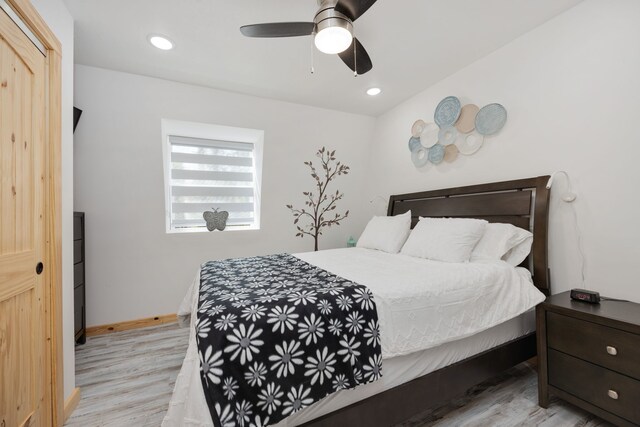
471,222,533,265
502,236,533,266
356,211,412,254
400,217,487,263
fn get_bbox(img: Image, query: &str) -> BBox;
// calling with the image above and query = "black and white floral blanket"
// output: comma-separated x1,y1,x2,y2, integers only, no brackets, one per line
196,253,382,427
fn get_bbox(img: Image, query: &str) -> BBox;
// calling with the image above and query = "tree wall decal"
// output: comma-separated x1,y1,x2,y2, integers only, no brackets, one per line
286,147,350,251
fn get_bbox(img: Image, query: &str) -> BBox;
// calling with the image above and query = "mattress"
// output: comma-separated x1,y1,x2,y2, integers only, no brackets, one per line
163,248,544,426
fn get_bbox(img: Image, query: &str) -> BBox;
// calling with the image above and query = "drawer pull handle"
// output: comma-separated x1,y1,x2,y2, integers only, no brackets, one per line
606,346,618,356
608,390,619,400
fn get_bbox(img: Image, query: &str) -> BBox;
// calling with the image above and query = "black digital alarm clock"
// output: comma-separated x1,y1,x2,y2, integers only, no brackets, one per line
570,288,600,304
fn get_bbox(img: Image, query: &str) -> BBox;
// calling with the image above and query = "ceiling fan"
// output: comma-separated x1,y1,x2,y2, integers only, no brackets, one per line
240,0,377,75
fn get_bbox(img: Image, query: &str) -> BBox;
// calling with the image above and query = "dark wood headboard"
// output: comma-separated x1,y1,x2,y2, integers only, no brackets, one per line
387,176,551,295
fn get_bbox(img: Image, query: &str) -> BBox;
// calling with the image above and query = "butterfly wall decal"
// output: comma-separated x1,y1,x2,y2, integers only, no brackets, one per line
203,208,229,232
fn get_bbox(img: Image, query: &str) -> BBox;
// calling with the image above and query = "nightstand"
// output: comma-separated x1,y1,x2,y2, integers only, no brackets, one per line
537,291,640,426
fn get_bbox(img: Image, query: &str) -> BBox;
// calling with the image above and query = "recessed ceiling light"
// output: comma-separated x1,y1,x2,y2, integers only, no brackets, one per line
148,35,174,50
366,87,382,96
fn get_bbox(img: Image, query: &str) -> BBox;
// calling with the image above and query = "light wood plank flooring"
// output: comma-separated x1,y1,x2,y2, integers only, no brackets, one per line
66,323,611,427
66,323,189,426
399,363,611,427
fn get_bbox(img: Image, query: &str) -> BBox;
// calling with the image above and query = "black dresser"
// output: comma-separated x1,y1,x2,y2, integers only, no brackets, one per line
74,212,86,344
537,291,640,426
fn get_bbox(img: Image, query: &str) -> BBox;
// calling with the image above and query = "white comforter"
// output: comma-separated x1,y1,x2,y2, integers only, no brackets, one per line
163,248,545,426
295,248,544,357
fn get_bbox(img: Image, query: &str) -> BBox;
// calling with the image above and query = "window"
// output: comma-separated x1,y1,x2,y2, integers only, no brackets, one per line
162,120,263,233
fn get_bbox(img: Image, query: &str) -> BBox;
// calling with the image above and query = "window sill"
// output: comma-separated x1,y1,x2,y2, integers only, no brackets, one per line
166,225,260,234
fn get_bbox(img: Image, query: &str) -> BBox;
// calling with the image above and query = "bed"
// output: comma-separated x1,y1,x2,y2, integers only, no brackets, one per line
163,176,551,427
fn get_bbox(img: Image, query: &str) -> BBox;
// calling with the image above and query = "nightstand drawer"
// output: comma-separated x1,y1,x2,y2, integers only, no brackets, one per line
549,349,640,424
547,311,640,379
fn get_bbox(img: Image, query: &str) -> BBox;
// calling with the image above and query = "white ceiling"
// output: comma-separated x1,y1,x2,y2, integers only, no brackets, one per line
64,0,582,116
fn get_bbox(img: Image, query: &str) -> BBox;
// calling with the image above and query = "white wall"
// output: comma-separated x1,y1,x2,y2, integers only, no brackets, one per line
73,65,375,326
31,0,75,400
366,0,640,301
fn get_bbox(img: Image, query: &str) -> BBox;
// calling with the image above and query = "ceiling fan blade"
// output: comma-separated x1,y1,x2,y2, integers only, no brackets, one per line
240,22,315,38
338,38,373,75
334,0,378,21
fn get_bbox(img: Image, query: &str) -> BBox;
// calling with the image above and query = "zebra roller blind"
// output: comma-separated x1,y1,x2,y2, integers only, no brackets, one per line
168,135,257,230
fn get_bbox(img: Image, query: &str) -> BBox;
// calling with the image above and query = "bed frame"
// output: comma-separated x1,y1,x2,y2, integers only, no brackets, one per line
301,176,551,427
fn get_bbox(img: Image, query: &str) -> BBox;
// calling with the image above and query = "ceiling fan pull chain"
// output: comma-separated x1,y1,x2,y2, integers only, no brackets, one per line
353,29,358,77
310,33,315,74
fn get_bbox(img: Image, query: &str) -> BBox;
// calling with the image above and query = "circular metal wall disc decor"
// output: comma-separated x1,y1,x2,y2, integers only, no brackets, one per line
438,126,458,146
428,143,445,164
411,146,429,167
455,104,479,133
419,122,439,148
475,103,507,136
456,132,484,155
434,96,462,127
411,119,427,137
444,144,459,163
408,136,422,152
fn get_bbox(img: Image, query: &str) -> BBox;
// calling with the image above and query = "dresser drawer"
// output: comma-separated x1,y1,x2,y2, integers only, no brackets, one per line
74,239,83,264
74,214,83,240
74,285,84,336
549,349,640,424
74,262,85,288
547,311,640,379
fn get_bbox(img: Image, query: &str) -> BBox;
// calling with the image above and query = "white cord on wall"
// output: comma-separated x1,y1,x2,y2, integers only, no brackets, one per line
570,200,586,286
546,171,576,202
546,171,586,287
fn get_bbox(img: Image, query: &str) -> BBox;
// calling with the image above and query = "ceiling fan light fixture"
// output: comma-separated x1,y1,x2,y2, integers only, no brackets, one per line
315,26,352,54
314,9,353,55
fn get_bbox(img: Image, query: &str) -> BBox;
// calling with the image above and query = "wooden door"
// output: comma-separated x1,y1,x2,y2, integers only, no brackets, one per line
0,5,49,427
